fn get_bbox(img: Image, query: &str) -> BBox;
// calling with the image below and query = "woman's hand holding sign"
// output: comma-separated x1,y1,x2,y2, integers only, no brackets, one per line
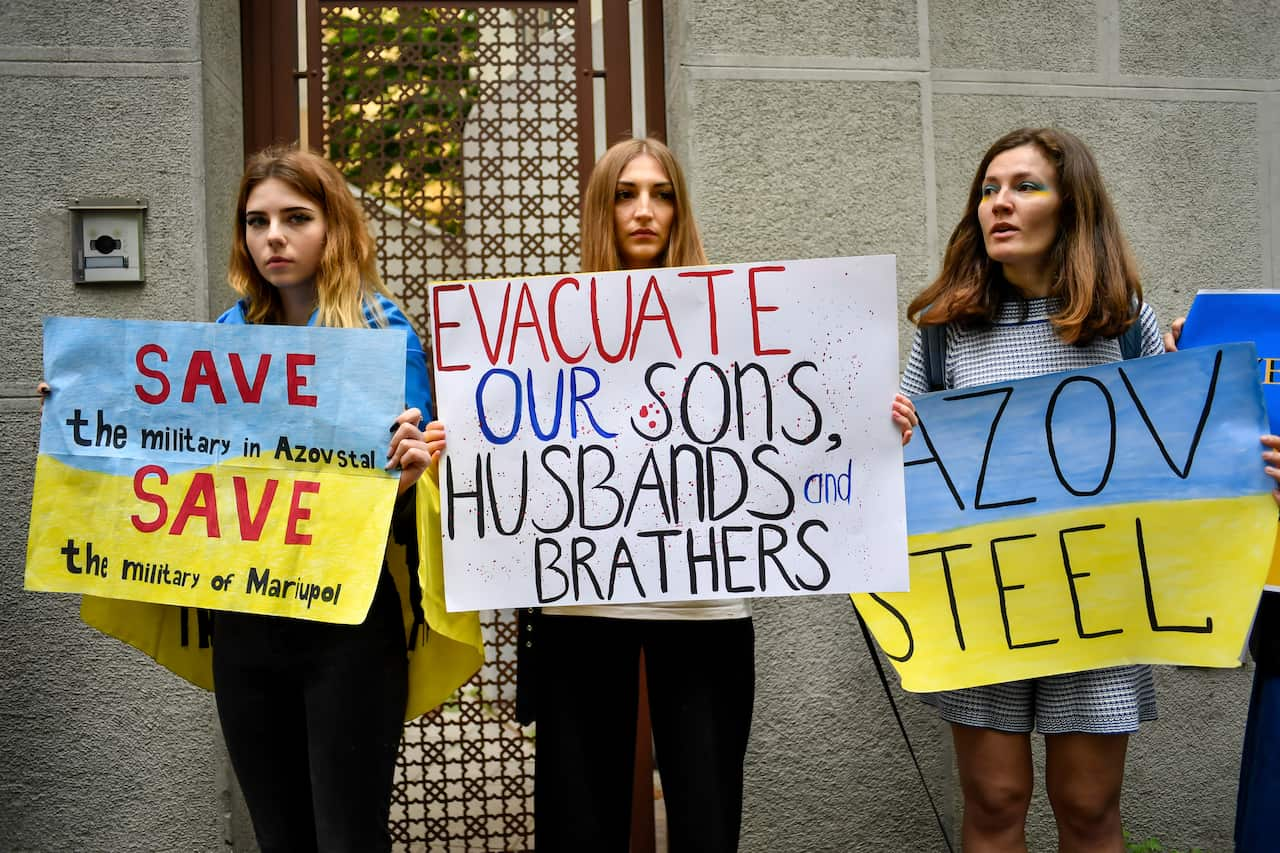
387,407,433,495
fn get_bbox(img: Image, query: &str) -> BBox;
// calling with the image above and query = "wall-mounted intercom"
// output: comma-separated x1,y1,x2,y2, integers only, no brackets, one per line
70,198,147,284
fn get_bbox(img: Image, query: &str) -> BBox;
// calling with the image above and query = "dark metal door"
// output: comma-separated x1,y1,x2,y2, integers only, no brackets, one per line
282,2,666,849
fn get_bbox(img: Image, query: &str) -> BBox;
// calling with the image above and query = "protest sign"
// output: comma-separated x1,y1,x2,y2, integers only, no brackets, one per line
26,317,407,623
1179,290,1280,591
431,256,908,611
854,344,1276,692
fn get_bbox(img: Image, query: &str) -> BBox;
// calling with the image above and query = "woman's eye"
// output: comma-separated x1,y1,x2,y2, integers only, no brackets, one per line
1017,181,1044,192
288,213,312,224
980,184,998,197
658,191,675,201
245,215,266,228
615,189,633,200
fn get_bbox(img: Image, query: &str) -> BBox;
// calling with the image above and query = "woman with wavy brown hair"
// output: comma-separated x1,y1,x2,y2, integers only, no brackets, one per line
902,127,1162,853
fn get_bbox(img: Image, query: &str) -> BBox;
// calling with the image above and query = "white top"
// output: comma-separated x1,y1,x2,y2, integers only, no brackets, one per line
543,598,752,620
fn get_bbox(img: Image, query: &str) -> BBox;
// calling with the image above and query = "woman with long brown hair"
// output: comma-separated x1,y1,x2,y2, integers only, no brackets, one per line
902,127,1162,852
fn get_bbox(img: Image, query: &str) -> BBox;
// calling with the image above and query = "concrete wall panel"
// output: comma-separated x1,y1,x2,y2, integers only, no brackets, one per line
744,596,956,851
684,77,929,351
0,0,197,53
684,0,919,61
0,406,225,851
1120,0,1280,79
0,73,207,387
929,0,1097,73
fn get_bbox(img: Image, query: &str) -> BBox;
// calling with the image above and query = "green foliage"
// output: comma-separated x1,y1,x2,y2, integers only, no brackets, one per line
322,6,480,233
1123,829,1207,853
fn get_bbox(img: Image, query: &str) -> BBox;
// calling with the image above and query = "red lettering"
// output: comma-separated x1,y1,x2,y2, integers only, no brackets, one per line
285,480,321,545
548,277,589,363
507,283,552,363
286,353,318,407
181,350,228,404
169,472,220,538
630,274,683,360
131,464,169,532
679,269,733,355
748,265,791,356
134,344,170,404
471,282,513,366
233,476,279,541
228,353,272,403
432,283,469,372
591,275,632,364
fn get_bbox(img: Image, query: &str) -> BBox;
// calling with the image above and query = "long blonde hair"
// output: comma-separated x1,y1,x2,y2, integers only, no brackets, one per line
908,127,1141,345
580,138,708,272
229,145,392,328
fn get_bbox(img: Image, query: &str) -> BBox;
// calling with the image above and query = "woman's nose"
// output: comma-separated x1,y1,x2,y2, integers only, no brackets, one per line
266,219,286,244
634,192,653,218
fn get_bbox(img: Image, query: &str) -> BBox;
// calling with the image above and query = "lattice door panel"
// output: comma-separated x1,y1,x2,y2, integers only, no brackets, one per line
312,4,589,849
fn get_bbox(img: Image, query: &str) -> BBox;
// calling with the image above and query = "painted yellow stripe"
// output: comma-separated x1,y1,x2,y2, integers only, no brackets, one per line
25,454,396,624
854,494,1276,692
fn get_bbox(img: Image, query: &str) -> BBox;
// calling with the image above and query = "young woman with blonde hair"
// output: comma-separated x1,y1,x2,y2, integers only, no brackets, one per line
214,145,438,852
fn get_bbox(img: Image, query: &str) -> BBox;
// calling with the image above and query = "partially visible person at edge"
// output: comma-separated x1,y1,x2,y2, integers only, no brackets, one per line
422,136,918,852
1164,316,1280,853
212,145,440,852
900,127,1163,853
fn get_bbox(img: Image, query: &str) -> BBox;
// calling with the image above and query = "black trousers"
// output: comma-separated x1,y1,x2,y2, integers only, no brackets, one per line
533,614,755,853
212,570,408,853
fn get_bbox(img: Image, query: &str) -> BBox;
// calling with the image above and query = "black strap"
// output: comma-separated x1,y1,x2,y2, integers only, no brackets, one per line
850,598,956,853
1119,317,1143,360
922,322,946,392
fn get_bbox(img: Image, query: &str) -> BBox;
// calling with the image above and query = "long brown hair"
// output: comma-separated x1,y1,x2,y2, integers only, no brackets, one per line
580,138,708,272
908,127,1141,345
229,145,393,328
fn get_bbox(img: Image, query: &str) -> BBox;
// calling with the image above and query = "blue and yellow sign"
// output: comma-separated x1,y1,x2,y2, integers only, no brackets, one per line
855,344,1276,692
26,317,407,624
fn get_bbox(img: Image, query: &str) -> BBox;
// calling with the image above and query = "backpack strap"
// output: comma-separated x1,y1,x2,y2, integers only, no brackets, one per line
921,322,947,392
1119,312,1144,360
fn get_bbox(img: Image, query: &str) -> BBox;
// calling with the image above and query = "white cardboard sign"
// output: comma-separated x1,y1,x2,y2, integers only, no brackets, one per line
431,255,908,611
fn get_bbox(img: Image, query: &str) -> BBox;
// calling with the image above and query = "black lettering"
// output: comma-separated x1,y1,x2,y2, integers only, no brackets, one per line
781,361,822,445
707,447,748,521
909,542,974,651
534,445,573,534
1119,349,1221,479
577,445,623,530
865,595,914,662
733,362,773,441
747,444,794,520
624,449,672,526
445,455,484,539
571,536,605,601
990,534,1058,649
1136,517,1212,633
946,387,1036,510
1046,377,1116,497
638,529,681,593
756,523,798,592
1058,524,1123,639
535,537,568,603
681,362,731,444
903,415,965,511
720,525,754,593
607,536,645,599
486,451,528,535
794,519,831,591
